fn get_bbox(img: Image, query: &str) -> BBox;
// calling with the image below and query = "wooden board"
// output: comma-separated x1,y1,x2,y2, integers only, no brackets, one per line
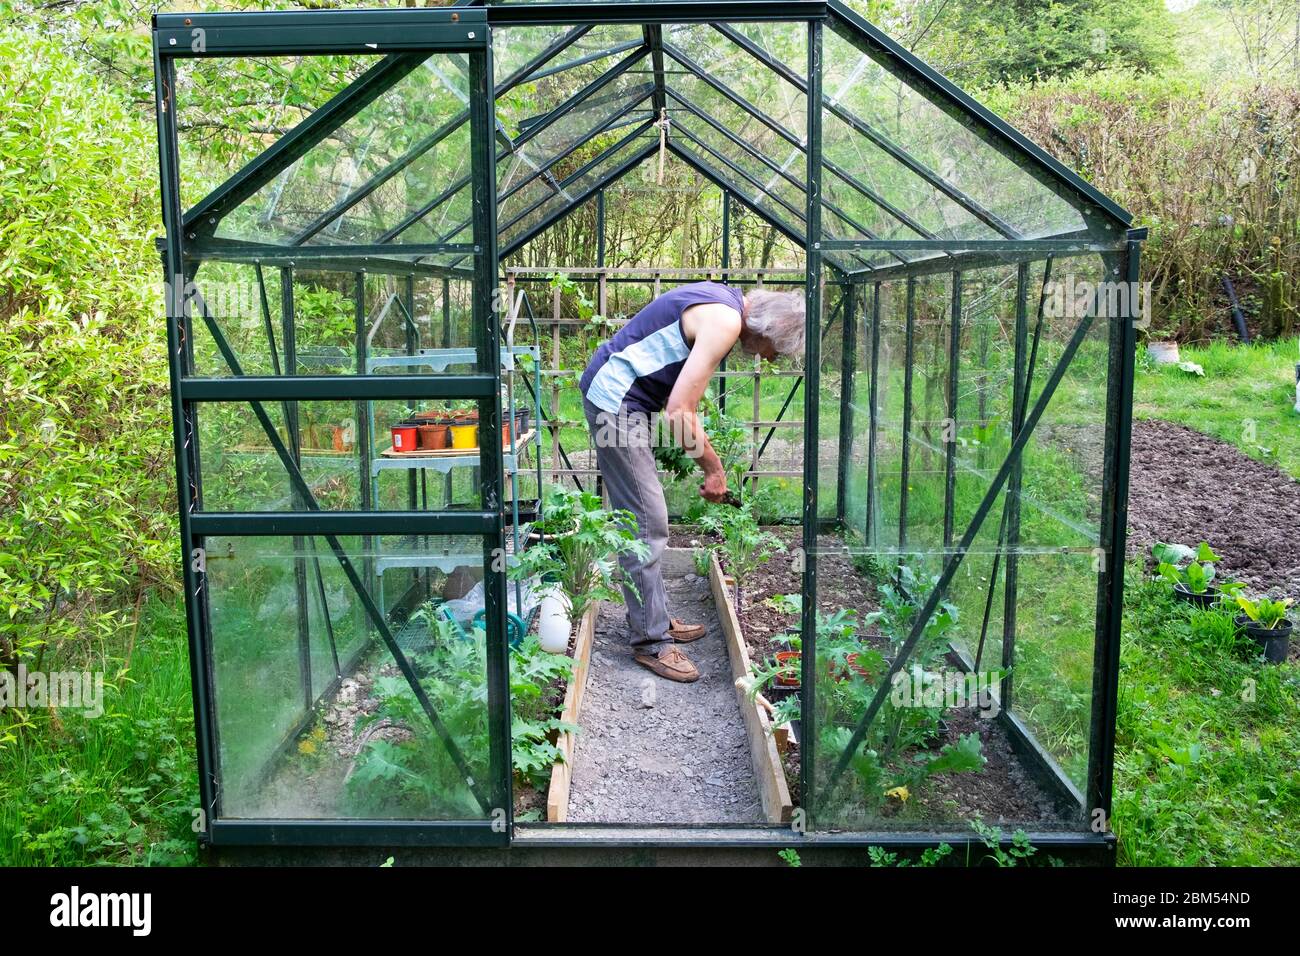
380,428,535,459
545,600,601,823
708,552,794,824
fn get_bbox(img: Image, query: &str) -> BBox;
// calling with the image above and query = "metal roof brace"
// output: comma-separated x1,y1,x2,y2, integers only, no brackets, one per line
654,105,670,183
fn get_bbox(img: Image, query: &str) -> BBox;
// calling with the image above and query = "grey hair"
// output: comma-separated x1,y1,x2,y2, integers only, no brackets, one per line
743,289,806,357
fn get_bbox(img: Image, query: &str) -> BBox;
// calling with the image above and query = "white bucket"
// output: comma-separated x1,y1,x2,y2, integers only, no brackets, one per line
537,586,572,654
1147,341,1180,366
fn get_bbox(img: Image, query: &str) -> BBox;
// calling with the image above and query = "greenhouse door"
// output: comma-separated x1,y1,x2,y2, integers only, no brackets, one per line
154,8,516,846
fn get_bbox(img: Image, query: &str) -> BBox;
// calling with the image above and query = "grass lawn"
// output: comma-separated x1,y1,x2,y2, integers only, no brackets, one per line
1113,575,1300,865
1113,336,1300,865
0,597,198,866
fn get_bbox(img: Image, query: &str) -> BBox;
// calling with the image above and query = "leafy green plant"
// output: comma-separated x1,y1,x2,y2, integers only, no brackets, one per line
1235,595,1294,630
777,847,802,867
969,818,1039,867
511,485,649,622
1152,541,1222,594
699,497,784,609
867,843,953,867
347,626,577,816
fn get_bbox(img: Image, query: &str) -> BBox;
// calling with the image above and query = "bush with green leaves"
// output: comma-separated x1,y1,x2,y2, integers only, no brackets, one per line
0,29,174,675
510,485,649,623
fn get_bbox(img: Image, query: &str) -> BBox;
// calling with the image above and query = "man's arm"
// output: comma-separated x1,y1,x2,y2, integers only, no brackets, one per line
664,303,742,502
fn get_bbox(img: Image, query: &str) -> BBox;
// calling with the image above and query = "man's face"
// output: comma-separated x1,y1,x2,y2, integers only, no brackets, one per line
739,327,778,362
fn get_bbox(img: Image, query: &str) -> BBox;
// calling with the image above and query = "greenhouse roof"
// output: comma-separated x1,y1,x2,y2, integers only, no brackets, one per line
176,0,1133,278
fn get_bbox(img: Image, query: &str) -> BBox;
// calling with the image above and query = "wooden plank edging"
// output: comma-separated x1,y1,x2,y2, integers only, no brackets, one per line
708,552,794,824
545,600,601,823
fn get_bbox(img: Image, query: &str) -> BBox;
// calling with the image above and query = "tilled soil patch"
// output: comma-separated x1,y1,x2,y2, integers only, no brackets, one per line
1127,419,1300,597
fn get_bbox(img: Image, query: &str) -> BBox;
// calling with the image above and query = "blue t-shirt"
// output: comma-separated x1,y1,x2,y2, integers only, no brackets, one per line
580,282,744,414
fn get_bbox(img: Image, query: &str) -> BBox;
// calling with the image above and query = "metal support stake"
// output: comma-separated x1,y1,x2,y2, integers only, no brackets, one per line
799,16,822,826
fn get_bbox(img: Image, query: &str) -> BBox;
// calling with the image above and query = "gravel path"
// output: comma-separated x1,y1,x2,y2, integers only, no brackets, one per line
565,572,765,824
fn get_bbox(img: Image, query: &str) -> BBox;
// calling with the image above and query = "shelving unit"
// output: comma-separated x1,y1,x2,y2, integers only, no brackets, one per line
358,299,544,621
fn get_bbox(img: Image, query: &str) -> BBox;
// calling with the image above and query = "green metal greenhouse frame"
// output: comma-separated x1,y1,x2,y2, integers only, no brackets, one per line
153,0,1142,861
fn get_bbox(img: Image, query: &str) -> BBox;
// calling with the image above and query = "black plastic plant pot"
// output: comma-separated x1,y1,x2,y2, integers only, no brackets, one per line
1174,582,1220,608
1236,614,1293,664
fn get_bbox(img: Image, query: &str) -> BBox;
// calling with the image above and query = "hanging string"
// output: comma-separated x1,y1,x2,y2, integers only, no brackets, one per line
655,106,670,185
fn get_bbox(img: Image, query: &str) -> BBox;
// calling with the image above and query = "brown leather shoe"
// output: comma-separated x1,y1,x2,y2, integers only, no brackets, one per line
669,618,707,643
634,645,700,683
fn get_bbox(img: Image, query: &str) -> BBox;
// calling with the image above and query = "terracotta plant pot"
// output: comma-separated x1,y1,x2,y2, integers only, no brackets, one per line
417,422,450,450
773,650,801,688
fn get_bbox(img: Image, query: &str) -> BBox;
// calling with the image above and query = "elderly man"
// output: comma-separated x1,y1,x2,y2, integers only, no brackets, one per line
579,282,806,683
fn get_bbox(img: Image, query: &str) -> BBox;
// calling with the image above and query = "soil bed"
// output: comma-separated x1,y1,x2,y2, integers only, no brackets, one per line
700,528,1065,827
1127,419,1300,599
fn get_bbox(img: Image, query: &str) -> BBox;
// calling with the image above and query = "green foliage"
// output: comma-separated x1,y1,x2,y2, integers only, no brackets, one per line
698,498,784,607
347,627,576,816
777,847,802,867
1152,540,1223,594
1235,595,1294,630
898,0,1179,86
969,818,1040,867
1114,571,1300,865
867,843,953,867
510,485,649,622
0,28,173,674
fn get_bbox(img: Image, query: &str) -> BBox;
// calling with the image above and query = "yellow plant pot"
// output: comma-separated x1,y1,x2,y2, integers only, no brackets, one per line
449,422,478,449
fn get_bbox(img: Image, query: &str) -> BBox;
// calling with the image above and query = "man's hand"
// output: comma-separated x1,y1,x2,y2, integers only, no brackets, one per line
700,469,728,503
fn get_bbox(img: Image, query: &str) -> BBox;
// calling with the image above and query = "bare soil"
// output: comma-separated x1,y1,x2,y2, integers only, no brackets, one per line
1126,419,1300,597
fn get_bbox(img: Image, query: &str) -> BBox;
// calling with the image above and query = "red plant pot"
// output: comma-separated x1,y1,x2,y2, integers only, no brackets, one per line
774,650,801,688
391,423,418,452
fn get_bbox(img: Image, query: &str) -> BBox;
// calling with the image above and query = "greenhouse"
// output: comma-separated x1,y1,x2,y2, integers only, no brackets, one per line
153,0,1143,861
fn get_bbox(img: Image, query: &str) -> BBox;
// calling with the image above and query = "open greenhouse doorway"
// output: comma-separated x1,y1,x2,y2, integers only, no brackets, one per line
154,0,1138,861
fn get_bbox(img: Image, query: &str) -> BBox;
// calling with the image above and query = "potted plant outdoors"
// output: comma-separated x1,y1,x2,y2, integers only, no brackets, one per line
1152,541,1229,607
509,486,649,653
526,484,580,545
1234,595,1294,664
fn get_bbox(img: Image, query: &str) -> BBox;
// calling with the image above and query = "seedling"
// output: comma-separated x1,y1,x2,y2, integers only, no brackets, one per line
1152,541,1222,594
1235,595,1294,630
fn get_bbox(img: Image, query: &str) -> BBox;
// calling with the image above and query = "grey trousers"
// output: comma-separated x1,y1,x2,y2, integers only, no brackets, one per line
583,397,672,655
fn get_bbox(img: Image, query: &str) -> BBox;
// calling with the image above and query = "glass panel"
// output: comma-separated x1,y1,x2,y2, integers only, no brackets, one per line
176,54,377,210
187,268,481,378
201,54,473,245
206,534,494,820
824,27,1087,239
500,124,659,248
1008,254,1109,790
194,385,543,515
